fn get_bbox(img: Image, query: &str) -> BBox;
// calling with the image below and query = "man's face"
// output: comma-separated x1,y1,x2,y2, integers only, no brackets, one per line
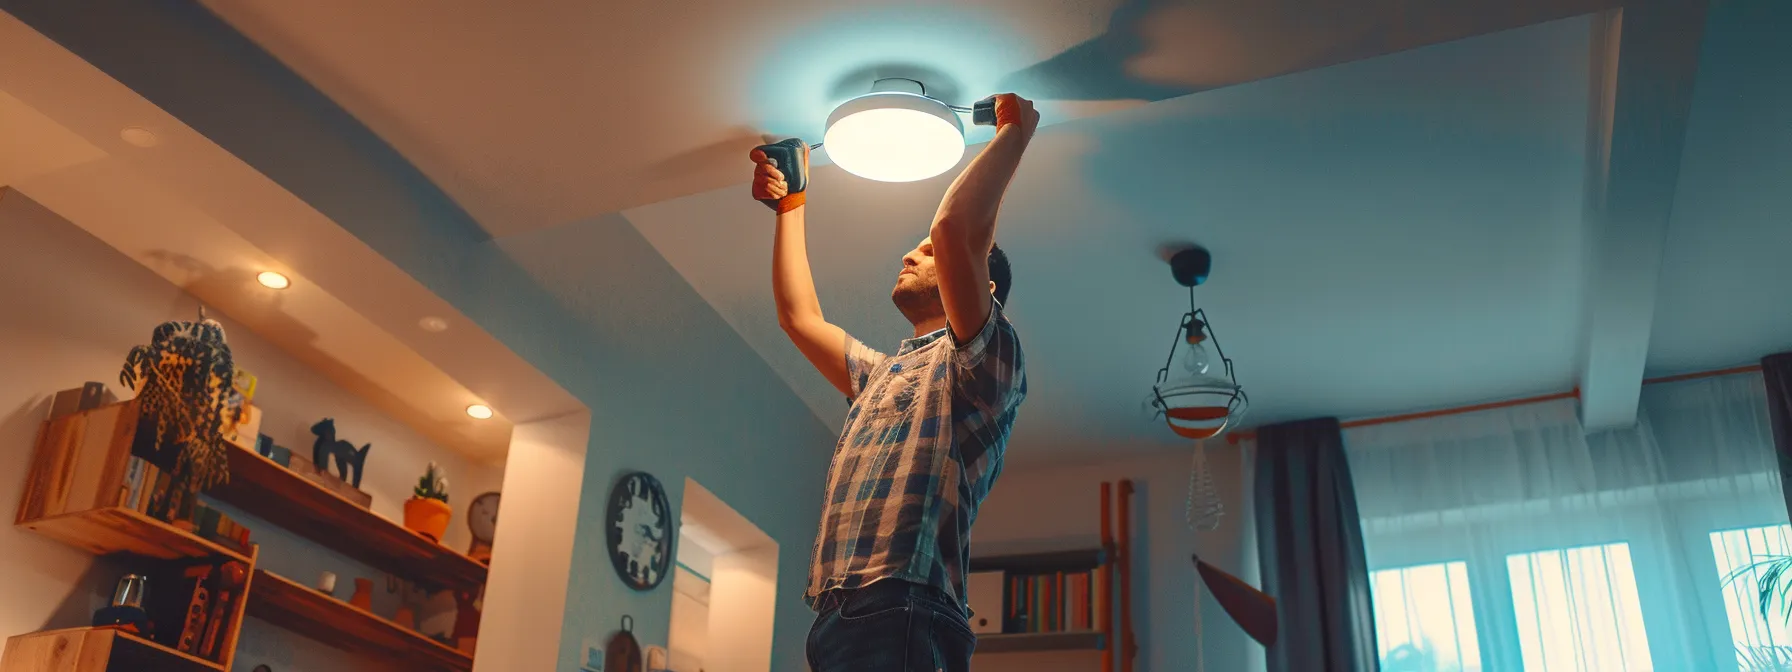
891,237,942,320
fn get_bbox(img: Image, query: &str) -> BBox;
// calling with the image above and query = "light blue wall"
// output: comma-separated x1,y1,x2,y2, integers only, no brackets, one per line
0,2,837,669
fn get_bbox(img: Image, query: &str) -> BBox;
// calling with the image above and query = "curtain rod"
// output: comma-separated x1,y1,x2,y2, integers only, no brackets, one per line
1224,363,1765,444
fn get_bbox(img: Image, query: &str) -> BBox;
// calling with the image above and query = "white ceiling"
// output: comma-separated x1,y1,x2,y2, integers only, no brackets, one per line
0,14,586,463
627,17,1598,463
199,0,1614,237
15,0,1784,467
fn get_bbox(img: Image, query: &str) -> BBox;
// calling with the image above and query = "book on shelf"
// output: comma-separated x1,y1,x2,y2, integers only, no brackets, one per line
115,456,253,554
1003,568,1106,634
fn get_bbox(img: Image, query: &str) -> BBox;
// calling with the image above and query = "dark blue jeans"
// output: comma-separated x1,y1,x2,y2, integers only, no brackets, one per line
807,579,977,672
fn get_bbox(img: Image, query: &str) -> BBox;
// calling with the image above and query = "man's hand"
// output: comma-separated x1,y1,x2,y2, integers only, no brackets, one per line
750,141,808,213
991,93,1040,140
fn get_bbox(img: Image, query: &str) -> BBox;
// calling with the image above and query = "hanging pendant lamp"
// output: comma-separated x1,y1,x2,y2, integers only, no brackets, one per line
1146,247,1278,655
1147,247,1248,439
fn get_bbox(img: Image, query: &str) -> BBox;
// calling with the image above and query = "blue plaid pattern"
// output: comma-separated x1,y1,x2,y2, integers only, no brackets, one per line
806,303,1026,608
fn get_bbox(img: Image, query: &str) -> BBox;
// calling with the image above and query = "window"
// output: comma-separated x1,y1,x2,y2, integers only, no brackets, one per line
1372,561,1483,672
1710,524,1792,660
1507,543,1652,671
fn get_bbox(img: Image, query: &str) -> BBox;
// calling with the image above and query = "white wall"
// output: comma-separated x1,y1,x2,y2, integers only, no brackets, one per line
0,189,505,670
970,446,1265,672
473,412,587,672
706,547,780,672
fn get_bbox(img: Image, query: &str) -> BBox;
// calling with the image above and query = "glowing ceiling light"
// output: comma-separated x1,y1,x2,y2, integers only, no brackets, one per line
466,404,494,420
256,271,291,290
823,92,965,183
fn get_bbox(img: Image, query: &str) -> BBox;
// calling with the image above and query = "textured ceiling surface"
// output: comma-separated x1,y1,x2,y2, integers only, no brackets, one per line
165,1,1792,466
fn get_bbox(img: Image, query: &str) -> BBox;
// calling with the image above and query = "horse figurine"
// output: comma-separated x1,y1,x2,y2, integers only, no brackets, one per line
310,418,370,488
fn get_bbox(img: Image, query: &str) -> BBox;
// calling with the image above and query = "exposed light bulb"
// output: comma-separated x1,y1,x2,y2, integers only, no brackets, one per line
1182,341,1212,375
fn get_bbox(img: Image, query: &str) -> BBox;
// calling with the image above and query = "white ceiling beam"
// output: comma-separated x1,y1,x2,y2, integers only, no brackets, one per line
1576,0,1709,431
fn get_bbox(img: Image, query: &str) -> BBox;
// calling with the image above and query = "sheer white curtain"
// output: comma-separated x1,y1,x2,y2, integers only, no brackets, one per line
1344,374,1781,672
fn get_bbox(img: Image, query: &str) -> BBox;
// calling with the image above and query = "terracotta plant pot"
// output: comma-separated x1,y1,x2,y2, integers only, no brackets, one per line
404,497,452,543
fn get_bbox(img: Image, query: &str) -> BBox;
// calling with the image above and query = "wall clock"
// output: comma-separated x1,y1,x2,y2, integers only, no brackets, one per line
467,492,500,562
605,471,673,591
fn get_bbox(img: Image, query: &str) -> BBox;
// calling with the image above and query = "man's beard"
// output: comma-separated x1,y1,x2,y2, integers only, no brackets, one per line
891,280,944,326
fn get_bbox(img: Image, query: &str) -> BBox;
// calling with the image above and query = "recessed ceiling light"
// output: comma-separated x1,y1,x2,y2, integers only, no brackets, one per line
418,316,450,333
256,271,291,290
824,92,965,182
465,404,494,420
120,126,160,148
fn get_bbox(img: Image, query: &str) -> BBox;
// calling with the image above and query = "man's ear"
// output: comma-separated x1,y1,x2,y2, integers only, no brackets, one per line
989,280,997,296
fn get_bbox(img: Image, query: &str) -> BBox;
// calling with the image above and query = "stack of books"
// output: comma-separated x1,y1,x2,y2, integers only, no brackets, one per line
1007,569,1106,633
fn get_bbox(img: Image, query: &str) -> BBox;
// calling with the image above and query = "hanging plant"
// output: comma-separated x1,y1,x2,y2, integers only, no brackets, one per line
119,307,236,493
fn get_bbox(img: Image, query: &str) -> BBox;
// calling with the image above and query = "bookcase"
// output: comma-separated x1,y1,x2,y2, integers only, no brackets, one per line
3,397,483,672
969,480,1138,671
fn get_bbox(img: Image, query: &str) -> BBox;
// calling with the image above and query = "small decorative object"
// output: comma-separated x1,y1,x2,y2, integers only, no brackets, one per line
286,450,371,509
309,418,370,488
605,472,673,591
453,587,483,654
349,578,374,610
201,562,248,659
606,615,643,672
175,564,214,654
317,571,338,596
394,604,417,630
467,492,500,562
92,574,152,636
50,382,115,421
405,462,453,543
120,305,237,492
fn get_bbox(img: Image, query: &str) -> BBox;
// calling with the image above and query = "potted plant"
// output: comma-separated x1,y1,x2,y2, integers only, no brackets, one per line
405,462,452,543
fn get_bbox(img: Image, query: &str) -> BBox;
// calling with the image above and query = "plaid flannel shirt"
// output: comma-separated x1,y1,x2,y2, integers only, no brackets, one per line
806,302,1027,609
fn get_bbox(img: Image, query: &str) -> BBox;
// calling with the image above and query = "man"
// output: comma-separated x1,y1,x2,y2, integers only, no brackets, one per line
750,93,1038,671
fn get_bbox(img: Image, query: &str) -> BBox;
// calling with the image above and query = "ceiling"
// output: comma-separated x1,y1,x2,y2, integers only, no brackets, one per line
199,0,1614,238
12,0,1785,467
0,14,585,463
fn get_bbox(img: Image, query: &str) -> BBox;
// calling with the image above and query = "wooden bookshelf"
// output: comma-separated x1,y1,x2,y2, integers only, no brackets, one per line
969,547,1106,574
977,631,1106,654
18,506,252,564
246,570,473,672
211,442,488,590
0,627,224,672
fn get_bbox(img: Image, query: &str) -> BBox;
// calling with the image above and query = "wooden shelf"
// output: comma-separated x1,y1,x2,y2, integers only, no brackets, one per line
969,548,1106,574
212,442,486,589
246,570,471,672
1,627,223,672
17,506,252,564
976,631,1106,653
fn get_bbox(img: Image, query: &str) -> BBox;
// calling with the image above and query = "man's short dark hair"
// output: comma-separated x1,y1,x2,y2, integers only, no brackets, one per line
989,243,1012,307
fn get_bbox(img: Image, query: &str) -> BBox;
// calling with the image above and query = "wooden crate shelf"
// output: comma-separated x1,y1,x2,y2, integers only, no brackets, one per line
211,442,487,590
0,627,224,672
18,506,252,564
246,570,472,672
976,631,1106,653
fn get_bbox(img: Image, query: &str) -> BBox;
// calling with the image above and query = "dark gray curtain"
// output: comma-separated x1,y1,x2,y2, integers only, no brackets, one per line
1256,417,1379,672
1765,353,1792,519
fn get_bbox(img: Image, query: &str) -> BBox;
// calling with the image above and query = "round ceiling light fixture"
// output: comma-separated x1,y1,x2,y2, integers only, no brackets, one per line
465,404,494,420
824,92,965,183
418,316,450,333
255,271,291,290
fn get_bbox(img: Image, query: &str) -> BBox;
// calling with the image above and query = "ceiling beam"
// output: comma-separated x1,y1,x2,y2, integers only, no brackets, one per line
1576,0,1709,431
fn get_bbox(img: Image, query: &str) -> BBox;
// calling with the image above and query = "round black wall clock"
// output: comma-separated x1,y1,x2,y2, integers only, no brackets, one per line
605,471,674,591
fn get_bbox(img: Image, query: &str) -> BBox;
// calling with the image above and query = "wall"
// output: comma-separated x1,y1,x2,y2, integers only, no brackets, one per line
0,189,504,669
971,446,1265,672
